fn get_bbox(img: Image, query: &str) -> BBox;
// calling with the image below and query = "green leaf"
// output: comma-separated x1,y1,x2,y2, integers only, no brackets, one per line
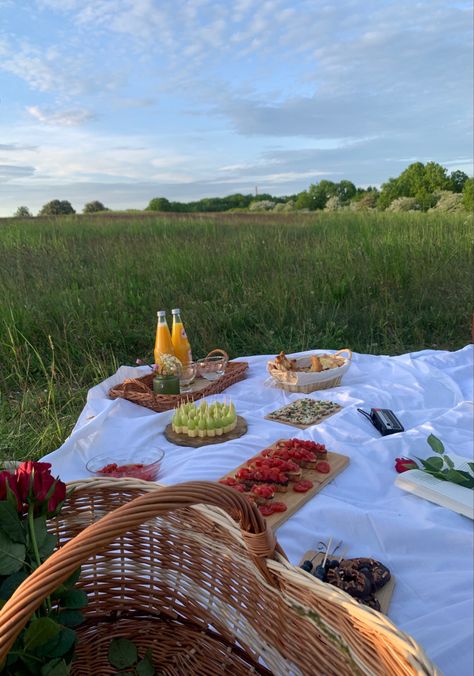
418,456,444,472
427,434,445,454
0,502,26,544
40,657,70,676
443,469,474,488
108,638,138,669
0,531,26,575
57,589,88,610
24,618,61,651
444,455,454,469
56,610,84,628
136,651,155,676
36,626,76,659
0,570,29,600
32,518,58,560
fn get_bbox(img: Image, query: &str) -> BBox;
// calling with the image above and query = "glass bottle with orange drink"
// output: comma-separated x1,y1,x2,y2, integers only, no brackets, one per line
154,310,174,364
171,308,193,365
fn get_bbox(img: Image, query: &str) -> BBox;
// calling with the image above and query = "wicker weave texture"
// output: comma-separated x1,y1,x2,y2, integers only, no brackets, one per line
0,479,439,676
109,361,248,412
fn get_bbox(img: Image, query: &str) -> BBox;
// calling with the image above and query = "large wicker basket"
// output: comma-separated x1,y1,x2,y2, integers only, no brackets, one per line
0,479,438,675
109,354,248,413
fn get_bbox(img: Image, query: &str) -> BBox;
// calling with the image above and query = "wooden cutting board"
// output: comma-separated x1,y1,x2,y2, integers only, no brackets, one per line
164,416,247,448
299,550,395,615
219,439,350,529
264,404,342,429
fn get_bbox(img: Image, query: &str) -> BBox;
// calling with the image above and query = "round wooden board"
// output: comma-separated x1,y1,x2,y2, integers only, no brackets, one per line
164,416,248,447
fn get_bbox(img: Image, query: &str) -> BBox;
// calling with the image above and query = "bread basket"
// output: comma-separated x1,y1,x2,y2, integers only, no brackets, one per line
268,348,352,392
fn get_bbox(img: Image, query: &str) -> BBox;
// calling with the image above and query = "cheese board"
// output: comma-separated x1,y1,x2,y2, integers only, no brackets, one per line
219,438,350,529
299,550,395,615
265,398,342,429
164,416,248,447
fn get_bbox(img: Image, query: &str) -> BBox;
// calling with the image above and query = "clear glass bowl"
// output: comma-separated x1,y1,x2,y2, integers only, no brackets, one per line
86,447,164,482
197,355,227,381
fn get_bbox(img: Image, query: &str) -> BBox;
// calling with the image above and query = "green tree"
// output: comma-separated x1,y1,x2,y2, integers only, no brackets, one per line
423,162,450,193
38,200,75,216
449,170,469,193
307,180,337,210
83,200,107,213
295,190,313,210
13,206,32,217
378,178,401,210
379,162,450,210
414,188,438,212
463,177,473,212
146,197,172,211
335,180,356,203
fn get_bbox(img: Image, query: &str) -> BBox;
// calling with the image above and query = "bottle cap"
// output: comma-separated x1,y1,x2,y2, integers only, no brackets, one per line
171,308,180,314
157,310,166,317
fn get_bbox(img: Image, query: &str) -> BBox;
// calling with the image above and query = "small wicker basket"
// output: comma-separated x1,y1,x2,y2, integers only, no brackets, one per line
0,479,438,675
268,349,352,393
109,350,248,413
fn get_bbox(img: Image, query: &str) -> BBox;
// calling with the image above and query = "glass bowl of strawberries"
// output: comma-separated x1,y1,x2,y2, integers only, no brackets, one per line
86,447,165,482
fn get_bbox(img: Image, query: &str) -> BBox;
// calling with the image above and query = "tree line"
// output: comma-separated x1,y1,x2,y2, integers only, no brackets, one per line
12,162,473,217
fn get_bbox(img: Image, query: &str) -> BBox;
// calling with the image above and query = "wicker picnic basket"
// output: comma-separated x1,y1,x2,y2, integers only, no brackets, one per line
268,349,352,393
0,479,438,676
109,350,248,413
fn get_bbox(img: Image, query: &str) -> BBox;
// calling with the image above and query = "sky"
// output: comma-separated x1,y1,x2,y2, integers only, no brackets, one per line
0,0,472,216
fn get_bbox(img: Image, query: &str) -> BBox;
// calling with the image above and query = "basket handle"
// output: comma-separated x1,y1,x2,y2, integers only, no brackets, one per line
334,348,352,361
0,481,285,661
205,349,229,364
121,378,150,394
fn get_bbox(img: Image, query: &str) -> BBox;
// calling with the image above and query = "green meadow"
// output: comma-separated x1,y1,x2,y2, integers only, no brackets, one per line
0,210,471,461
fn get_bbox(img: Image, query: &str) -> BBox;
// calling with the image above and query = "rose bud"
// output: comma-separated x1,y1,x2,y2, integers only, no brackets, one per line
395,457,418,473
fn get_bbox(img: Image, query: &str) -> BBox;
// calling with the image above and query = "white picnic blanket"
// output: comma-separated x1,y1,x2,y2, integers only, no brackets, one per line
42,346,474,675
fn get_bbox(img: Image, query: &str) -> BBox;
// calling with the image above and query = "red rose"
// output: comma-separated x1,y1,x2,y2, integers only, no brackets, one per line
14,461,66,515
395,457,418,473
15,461,53,503
47,478,66,515
0,470,22,511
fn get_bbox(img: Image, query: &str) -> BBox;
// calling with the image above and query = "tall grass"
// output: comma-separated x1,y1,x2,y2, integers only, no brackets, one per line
0,211,471,461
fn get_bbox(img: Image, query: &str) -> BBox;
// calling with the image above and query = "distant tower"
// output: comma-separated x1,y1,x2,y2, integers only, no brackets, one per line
255,185,258,196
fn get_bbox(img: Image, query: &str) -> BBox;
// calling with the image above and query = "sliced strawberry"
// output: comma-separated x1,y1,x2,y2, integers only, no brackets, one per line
293,480,314,493
271,501,288,512
236,467,252,480
258,504,276,516
315,461,331,474
251,484,275,499
219,477,238,486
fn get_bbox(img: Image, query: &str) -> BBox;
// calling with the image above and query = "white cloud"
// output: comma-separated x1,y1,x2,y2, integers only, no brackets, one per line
26,106,95,126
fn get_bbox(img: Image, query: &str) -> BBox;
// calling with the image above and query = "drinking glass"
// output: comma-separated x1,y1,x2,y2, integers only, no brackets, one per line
179,361,198,392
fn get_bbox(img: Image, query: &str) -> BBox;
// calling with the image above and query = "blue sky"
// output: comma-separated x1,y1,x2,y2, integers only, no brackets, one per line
0,0,472,215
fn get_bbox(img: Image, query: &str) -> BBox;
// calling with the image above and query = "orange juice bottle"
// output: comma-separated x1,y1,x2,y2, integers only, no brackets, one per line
154,311,174,363
171,308,192,365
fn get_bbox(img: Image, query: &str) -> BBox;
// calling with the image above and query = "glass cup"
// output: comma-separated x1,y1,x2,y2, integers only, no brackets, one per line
153,374,180,395
197,355,227,381
179,361,198,392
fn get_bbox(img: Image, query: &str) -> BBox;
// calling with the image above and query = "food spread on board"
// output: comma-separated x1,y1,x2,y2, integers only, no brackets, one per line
299,540,394,613
171,399,237,438
219,438,349,522
266,398,342,427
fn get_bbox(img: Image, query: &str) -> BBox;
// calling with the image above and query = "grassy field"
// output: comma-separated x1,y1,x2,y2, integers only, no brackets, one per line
0,210,471,462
